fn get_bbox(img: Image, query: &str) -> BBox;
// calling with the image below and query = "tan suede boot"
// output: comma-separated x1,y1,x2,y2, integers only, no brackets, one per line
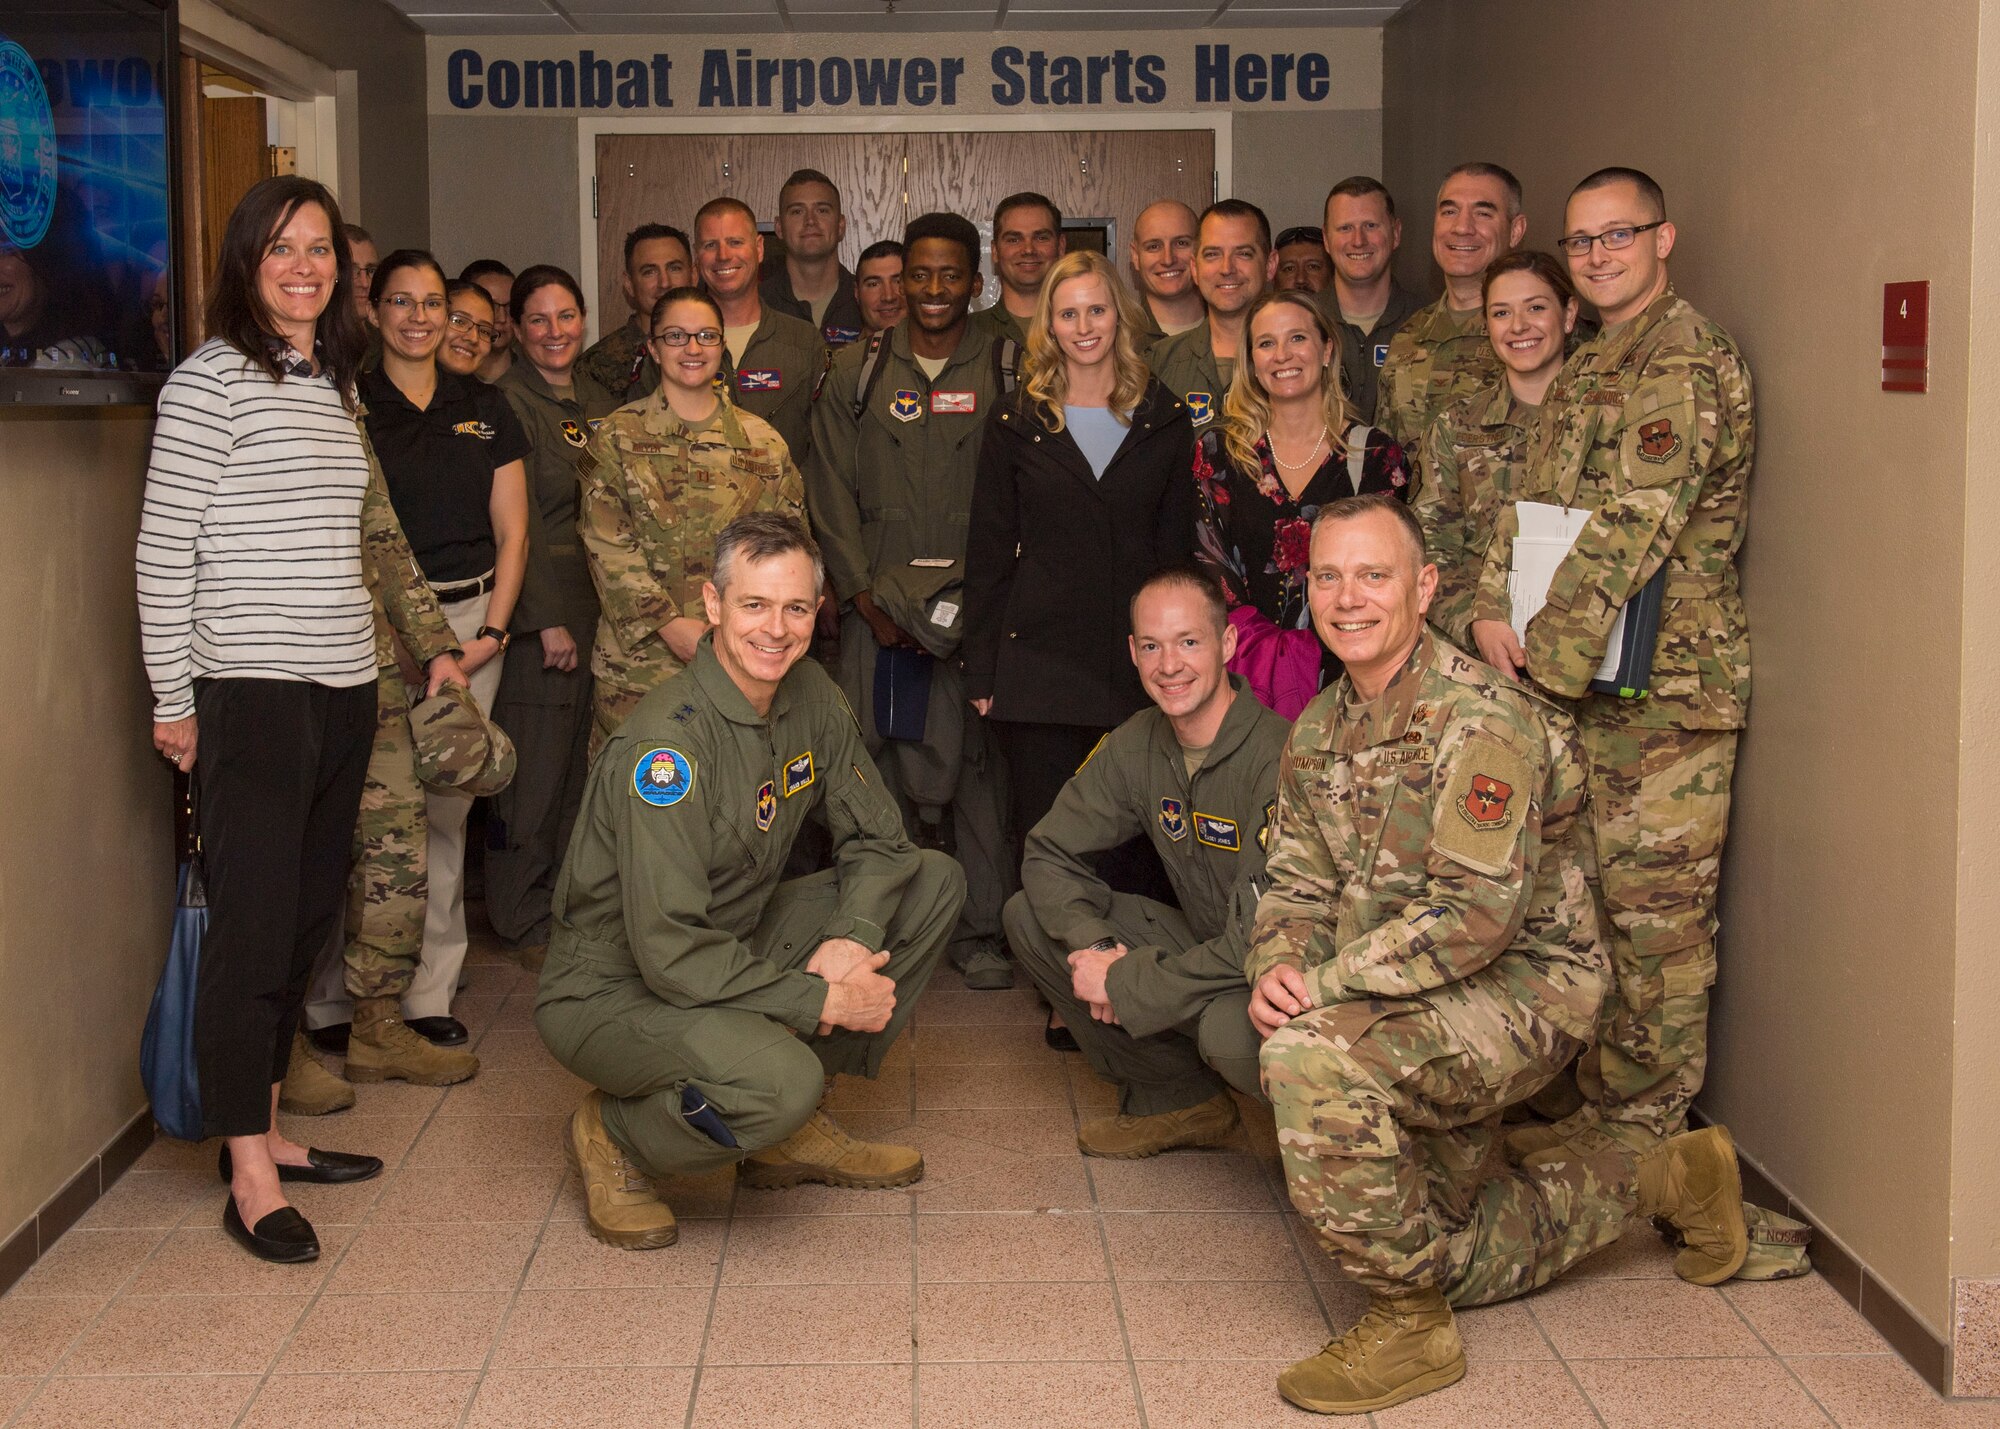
567,1090,678,1250
738,1110,924,1190
277,1033,354,1115
345,996,479,1086
1077,1091,1240,1159
1505,1105,1660,1166
1278,1286,1466,1415
1637,1125,1749,1285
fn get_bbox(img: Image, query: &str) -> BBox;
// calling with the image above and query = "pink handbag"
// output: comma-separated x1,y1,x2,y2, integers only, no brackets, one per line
1226,604,1323,720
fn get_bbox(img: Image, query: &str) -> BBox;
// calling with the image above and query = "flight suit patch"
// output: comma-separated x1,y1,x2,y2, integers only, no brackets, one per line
738,368,783,392
1637,418,1682,464
755,780,776,832
1194,812,1240,851
1185,391,1214,426
824,325,862,346
1159,797,1188,841
783,750,816,797
1433,735,1532,877
633,747,695,807
931,390,976,414
1372,342,1389,368
1258,797,1277,853
890,389,922,423
561,420,588,448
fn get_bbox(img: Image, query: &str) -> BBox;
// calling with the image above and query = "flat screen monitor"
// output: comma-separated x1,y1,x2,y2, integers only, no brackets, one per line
2,0,175,406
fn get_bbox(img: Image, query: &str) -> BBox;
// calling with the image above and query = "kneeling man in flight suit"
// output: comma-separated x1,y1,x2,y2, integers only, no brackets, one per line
537,513,964,1249
1250,494,1748,1414
1005,565,1290,1158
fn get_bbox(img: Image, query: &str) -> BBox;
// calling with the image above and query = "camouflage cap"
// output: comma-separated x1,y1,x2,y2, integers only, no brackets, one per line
410,683,517,797
1654,1203,1811,1281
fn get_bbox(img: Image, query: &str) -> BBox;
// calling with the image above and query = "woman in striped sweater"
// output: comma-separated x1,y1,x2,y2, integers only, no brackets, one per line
137,177,466,1264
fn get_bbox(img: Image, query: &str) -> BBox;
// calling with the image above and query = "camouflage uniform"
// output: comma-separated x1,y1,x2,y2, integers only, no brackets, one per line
1471,288,1754,1141
579,392,807,754
1147,318,1233,433
1373,296,1500,455
579,316,656,405
1252,633,1620,1303
722,308,829,471
1413,379,1535,647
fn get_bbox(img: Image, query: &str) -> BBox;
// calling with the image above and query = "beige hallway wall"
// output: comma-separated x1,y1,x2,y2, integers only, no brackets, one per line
1384,0,1979,1333
0,413,174,1245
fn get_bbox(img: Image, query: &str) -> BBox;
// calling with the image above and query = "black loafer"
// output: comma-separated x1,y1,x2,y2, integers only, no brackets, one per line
222,1196,319,1263
405,1015,468,1046
218,1144,385,1185
1045,1014,1080,1053
305,1023,350,1055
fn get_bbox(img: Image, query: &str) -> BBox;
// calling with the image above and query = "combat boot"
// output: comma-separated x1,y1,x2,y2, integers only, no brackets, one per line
345,996,480,1086
568,1090,678,1249
1505,1106,1660,1166
952,940,1014,991
738,1110,924,1190
278,1033,354,1115
1636,1125,1748,1285
1077,1091,1239,1159
1278,1286,1466,1415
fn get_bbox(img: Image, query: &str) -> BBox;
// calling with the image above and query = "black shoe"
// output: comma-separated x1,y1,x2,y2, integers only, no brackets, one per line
222,1196,319,1263
218,1144,385,1185
1045,1014,1080,1053
405,1016,468,1046
306,1023,350,1055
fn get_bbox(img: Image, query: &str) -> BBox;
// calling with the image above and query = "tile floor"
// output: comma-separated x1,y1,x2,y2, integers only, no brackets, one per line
1,942,1988,1428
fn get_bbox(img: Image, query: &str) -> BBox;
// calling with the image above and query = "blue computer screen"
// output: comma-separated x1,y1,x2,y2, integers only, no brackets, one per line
1,1,172,379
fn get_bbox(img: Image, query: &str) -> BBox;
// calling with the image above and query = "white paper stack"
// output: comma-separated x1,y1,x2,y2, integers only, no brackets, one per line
1507,501,1624,685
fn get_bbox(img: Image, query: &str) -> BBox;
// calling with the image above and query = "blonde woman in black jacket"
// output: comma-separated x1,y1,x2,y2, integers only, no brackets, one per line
964,248,1196,879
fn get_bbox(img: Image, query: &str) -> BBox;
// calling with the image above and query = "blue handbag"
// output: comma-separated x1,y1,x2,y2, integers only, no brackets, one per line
139,796,206,1142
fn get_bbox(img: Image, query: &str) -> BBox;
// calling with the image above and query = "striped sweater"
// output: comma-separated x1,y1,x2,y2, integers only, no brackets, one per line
136,338,377,721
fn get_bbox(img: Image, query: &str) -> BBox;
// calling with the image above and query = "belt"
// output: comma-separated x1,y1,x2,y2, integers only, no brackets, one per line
432,569,496,603
1664,567,1734,598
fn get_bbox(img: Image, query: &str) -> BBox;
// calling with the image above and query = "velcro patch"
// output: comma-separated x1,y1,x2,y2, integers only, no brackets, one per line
1433,735,1532,877
561,420,588,448
1185,391,1213,425
738,368,784,392
931,390,976,414
1194,812,1240,851
1258,796,1277,853
1159,797,1188,841
1637,418,1682,464
451,420,496,440
782,750,816,797
755,780,776,832
890,389,922,422
633,747,695,807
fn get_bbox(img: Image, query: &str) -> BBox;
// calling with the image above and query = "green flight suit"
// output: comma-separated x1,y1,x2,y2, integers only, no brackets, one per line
579,315,656,405
971,302,1028,351
486,362,622,946
1314,281,1426,427
1004,677,1289,1114
536,637,963,1178
1147,319,1233,433
806,318,1012,960
723,307,829,470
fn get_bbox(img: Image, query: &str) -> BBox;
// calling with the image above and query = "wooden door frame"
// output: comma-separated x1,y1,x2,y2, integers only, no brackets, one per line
575,112,1232,344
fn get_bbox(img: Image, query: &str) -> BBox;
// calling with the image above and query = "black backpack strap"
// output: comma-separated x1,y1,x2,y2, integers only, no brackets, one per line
850,328,891,420
993,336,1021,395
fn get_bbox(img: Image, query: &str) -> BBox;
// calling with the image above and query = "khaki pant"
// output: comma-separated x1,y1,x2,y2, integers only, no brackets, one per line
1004,890,1262,1114
537,851,963,1179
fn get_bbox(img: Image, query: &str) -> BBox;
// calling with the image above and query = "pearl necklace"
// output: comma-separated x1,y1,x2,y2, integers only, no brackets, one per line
1268,425,1329,472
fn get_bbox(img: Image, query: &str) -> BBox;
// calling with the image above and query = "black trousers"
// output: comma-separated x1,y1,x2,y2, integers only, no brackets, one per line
486,640,593,946
989,718,1177,910
193,676,375,1137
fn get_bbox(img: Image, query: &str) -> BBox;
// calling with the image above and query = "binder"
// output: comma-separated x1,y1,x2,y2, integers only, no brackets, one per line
1507,501,1666,699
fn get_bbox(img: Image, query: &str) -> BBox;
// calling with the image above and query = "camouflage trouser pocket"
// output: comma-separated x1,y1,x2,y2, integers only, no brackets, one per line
1273,1087,1404,1234
1614,941,1717,1018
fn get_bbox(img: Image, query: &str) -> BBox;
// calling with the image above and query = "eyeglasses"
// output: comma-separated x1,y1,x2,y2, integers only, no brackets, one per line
353,263,379,281
652,327,723,348
379,294,447,316
1556,220,1666,258
448,310,498,343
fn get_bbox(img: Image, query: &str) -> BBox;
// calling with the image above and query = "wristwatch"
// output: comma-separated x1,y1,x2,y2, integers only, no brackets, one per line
1088,937,1119,951
475,625,511,652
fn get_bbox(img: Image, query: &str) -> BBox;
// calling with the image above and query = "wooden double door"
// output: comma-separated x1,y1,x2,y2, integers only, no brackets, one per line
593,128,1215,326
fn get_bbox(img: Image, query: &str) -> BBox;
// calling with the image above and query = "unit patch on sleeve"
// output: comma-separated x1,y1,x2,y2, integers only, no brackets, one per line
1193,812,1240,851
755,780,777,832
633,747,696,807
1434,734,1533,877
1637,418,1682,464
782,750,816,797
889,389,922,423
1158,797,1188,842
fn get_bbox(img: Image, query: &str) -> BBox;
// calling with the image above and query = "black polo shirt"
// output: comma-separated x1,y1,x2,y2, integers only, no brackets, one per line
360,367,531,584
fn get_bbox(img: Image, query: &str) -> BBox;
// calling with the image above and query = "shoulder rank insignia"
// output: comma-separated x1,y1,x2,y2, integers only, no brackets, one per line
1158,797,1188,842
1459,773,1514,828
1185,391,1213,426
783,750,816,797
633,747,695,807
1193,812,1240,851
890,389,922,423
1258,797,1277,853
755,780,776,832
1637,418,1682,464
561,419,588,448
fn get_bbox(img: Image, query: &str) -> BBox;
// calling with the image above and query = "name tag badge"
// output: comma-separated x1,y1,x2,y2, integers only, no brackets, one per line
782,750,816,797
824,325,862,346
1193,812,1240,851
738,368,783,392
931,390,976,415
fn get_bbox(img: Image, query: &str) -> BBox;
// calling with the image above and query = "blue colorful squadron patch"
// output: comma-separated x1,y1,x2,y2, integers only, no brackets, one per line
755,780,777,832
782,750,816,797
1195,811,1240,851
890,389,922,423
1184,391,1214,426
1159,797,1188,842
633,747,695,807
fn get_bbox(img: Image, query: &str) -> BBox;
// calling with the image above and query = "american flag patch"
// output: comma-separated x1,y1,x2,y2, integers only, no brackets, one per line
738,368,783,392
931,390,976,414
